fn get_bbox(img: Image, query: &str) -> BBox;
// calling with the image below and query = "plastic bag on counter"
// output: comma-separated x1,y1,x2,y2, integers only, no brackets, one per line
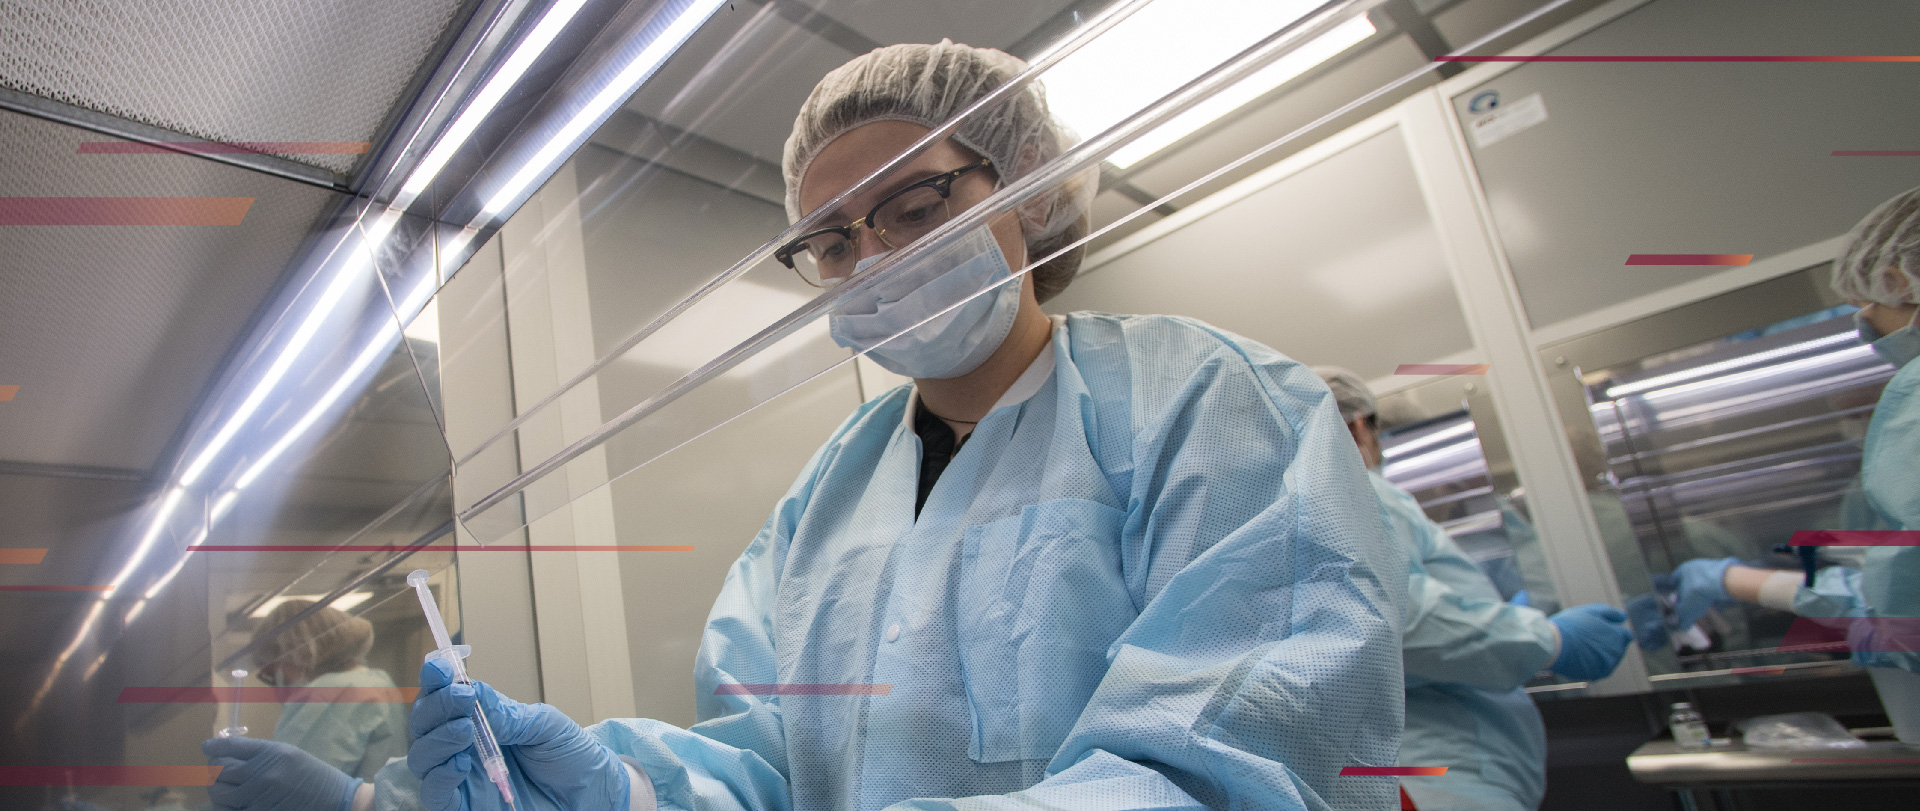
1736,712,1869,749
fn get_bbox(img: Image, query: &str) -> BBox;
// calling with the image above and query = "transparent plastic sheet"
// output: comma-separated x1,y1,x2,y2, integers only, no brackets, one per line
3,198,471,808
1592,312,1898,673
435,0,1177,479
452,0,1425,546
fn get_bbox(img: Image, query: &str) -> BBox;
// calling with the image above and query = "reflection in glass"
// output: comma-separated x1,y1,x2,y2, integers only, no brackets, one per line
1589,309,1895,668
1381,412,1558,614
251,600,408,780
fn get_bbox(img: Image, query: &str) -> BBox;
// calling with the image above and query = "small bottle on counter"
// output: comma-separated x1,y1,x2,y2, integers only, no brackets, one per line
1669,702,1710,749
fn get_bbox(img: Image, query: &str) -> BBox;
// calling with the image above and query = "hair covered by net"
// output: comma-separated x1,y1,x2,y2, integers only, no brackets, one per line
782,40,1097,303
255,599,375,676
1311,366,1376,424
1832,185,1920,307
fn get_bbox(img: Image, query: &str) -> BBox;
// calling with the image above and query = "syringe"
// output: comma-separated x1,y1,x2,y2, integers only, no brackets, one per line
408,569,516,809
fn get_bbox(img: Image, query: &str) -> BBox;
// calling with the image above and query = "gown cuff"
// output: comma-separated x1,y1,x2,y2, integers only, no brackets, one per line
1758,571,1803,612
350,781,375,811
620,757,657,811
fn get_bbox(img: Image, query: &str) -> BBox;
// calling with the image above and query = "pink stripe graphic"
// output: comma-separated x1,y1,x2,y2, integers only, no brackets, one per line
1792,758,1920,763
714,684,894,695
188,544,693,552
0,548,49,564
0,384,17,401
1780,616,1920,653
0,766,220,786
1395,364,1489,376
0,197,253,225
1789,530,1920,547
1438,56,1920,63
1625,254,1752,266
1833,151,1920,157
0,585,111,591
1340,766,1449,776
119,686,417,703
79,141,370,155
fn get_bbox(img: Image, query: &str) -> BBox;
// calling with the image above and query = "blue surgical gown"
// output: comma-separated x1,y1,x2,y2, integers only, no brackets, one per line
1372,472,1555,811
1794,354,1920,672
588,313,1407,811
273,666,410,780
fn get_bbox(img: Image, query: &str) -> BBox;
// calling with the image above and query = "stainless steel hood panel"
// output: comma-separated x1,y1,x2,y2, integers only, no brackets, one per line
0,0,466,175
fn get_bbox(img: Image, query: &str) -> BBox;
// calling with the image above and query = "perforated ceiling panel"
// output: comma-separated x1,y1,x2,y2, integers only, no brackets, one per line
0,109,342,471
0,0,465,175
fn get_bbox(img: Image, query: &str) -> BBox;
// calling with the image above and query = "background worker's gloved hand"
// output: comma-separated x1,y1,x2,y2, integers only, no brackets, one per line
202,736,360,811
408,657,630,811
1548,604,1633,681
1626,592,1669,651
1666,557,1738,630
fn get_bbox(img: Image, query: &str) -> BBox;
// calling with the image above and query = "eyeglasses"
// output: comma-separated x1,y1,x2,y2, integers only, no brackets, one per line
775,157,994,288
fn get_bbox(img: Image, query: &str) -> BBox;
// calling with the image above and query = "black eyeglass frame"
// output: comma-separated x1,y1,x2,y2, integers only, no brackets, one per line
774,157,995,285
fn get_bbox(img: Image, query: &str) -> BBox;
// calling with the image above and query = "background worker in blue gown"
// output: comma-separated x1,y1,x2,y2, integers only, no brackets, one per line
1655,186,1920,740
1314,367,1631,811
392,39,1410,811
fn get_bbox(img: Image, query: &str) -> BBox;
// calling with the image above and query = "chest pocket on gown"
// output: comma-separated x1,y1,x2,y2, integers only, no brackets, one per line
958,498,1136,764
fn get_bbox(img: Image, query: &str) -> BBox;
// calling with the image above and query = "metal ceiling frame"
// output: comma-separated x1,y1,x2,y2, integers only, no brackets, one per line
0,86,348,191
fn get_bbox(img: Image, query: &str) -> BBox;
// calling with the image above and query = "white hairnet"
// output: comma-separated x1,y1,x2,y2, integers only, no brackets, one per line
1832,185,1920,307
255,599,374,675
782,40,1097,303
1313,366,1376,424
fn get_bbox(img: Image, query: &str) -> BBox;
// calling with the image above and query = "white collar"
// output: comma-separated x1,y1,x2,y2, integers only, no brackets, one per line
901,315,1063,430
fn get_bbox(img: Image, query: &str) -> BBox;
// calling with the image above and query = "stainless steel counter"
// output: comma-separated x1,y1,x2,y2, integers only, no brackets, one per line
1629,732,1920,785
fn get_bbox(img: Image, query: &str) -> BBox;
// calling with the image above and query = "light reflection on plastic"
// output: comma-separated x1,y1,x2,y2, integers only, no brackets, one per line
477,0,729,220
178,210,398,487
1635,345,1876,402
1604,331,1856,398
1381,421,1476,460
395,0,595,210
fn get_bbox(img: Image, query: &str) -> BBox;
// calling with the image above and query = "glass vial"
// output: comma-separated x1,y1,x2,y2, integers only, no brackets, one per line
1669,701,1710,749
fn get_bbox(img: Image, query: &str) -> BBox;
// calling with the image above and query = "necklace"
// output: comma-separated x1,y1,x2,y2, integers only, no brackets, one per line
921,402,980,425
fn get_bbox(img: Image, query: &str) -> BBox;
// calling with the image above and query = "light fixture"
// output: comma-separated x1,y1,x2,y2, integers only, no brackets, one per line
1636,345,1875,402
477,0,728,220
1604,331,1856,398
250,591,375,619
234,277,435,491
1044,0,1374,170
394,0,595,210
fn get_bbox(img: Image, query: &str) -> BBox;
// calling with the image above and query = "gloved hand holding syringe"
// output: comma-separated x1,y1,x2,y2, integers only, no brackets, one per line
408,568,518,810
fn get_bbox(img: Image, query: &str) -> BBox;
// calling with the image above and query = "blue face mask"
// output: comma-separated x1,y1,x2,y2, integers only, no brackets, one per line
1857,309,1920,369
828,225,1023,379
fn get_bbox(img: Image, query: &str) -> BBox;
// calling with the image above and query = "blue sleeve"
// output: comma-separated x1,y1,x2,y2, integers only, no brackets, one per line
586,395,894,811
1375,475,1558,690
905,321,1406,811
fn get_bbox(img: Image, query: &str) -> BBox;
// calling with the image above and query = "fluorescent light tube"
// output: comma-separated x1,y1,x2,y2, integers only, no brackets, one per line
396,0,595,209
251,591,375,618
1044,0,1374,169
479,0,727,219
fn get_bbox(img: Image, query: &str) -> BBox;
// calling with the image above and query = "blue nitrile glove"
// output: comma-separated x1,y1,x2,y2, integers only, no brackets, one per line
1626,592,1669,650
202,736,359,811
1667,557,1737,630
1549,603,1633,681
408,657,630,811
1511,589,1531,608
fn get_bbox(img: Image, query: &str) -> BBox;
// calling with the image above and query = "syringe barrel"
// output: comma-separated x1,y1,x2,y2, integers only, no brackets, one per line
407,569,456,652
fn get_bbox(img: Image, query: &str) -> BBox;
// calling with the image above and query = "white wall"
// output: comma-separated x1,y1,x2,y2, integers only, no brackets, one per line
1052,126,1477,382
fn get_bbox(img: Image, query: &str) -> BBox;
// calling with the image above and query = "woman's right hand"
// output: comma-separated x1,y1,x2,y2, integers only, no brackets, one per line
408,658,631,811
